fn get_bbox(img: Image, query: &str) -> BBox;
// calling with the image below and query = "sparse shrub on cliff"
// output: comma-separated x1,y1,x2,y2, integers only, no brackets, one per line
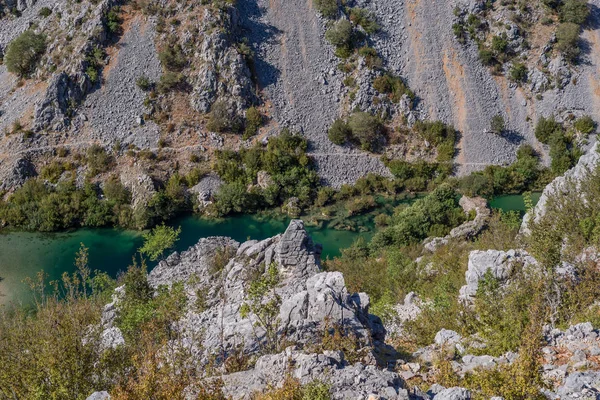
207,100,243,133
244,106,263,139
325,19,354,55
313,0,338,19
574,115,596,134
349,7,380,34
509,62,528,84
4,30,46,77
490,114,505,134
347,111,384,151
535,116,562,144
373,73,415,103
556,22,581,62
158,42,187,72
157,71,184,92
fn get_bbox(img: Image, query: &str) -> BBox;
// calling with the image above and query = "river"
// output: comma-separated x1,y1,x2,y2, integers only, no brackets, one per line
0,193,540,304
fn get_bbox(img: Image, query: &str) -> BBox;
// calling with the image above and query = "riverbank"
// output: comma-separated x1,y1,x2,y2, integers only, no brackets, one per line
0,193,539,304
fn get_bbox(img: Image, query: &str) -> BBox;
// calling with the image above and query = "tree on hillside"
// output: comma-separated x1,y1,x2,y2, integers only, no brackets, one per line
4,31,46,77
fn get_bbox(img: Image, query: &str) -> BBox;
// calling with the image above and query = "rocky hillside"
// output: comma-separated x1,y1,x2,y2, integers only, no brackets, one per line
2,0,599,196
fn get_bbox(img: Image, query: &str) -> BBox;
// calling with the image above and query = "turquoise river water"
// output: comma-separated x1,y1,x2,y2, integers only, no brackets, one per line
0,193,540,304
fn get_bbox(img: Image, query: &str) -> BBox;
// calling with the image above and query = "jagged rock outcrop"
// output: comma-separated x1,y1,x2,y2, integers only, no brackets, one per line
189,174,223,208
189,7,255,117
32,0,119,132
458,249,537,302
0,157,36,191
91,219,402,397
523,143,600,233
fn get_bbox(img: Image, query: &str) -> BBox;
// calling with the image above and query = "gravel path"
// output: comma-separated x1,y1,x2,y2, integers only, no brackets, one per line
238,0,391,187
78,16,162,148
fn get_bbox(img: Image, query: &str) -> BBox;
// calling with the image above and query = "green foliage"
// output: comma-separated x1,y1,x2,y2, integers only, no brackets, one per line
349,7,380,34
327,119,351,145
490,114,505,134
574,115,596,134
136,75,152,91
347,111,384,151
157,71,184,92
138,224,181,261
509,62,528,83
213,130,319,216
372,73,415,103
556,22,581,62
207,100,243,133
244,106,263,139
4,30,46,77
413,120,457,162
491,35,509,55
535,116,561,144
87,144,115,176
325,19,354,51
313,0,338,19
370,185,465,249
158,42,187,71
105,6,122,35
559,0,589,24
38,6,52,17
457,144,547,197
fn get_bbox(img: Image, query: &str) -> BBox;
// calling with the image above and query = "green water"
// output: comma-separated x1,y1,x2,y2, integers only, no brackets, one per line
0,193,538,304
0,214,376,304
489,192,542,212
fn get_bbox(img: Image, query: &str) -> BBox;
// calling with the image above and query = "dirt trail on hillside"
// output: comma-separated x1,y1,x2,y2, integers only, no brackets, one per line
238,0,392,187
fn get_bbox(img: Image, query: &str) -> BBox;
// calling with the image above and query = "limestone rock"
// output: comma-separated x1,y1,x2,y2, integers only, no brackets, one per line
433,387,471,400
86,392,110,400
458,249,537,301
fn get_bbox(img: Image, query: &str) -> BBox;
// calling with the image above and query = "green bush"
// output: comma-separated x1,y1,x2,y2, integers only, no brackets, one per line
349,7,380,34
509,62,528,83
556,22,581,62
158,43,187,71
347,111,383,151
38,7,52,17
4,31,46,77
207,100,242,133
559,0,589,24
328,119,351,145
535,116,561,144
325,19,354,49
491,35,509,55
244,106,262,139
136,75,152,91
479,48,495,65
157,72,184,92
372,73,414,102
313,0,338,19
490,114,505,134
574,115,596,134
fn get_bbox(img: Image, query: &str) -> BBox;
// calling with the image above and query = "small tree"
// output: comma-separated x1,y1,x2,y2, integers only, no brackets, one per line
313,0,338,19
4,31,46,77
325,19,353,48
244,106,262,139
328,119,351,145
560,0,589,24
490,114,505,134
139,224,181,261
556,22,581,62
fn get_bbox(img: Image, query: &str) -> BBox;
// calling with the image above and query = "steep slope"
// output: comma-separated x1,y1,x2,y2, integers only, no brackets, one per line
238,0,392,187
370,0,600,175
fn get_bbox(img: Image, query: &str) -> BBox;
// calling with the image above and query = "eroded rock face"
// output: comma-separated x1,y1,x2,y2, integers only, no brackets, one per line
189,7,255,117
458,249,537,301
